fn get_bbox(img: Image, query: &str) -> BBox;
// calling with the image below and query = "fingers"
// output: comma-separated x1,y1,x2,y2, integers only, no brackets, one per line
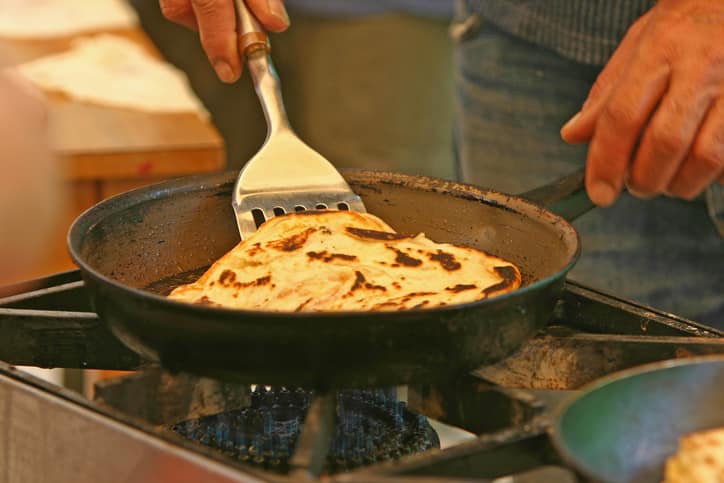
667,97,724,198
160,0,290,83
159,0,198,30
584,61,670,207
191,0,242,83
246,0,290,32
160,0,290,32
160,0,240,82
627,67,717,197
561,11,651,144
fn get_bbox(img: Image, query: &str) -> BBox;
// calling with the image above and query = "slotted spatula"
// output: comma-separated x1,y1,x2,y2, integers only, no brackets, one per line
231,0,366,239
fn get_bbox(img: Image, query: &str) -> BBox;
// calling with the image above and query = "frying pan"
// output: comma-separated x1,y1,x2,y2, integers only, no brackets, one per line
552,356,724,483
68,169,591,388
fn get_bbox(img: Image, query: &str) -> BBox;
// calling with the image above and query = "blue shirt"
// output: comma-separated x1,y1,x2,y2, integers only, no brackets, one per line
284,0,454,18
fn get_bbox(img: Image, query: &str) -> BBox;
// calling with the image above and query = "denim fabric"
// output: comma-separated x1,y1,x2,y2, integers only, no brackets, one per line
453,12,724,328
463,0,654,65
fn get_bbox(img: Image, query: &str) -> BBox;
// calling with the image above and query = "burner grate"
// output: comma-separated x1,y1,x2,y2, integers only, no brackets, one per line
171,387,439,474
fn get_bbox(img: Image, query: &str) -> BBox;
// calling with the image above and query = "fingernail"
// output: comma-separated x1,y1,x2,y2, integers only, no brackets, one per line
214,61,236,83
589,180,617,207
561,112,581,133
267,0,290,26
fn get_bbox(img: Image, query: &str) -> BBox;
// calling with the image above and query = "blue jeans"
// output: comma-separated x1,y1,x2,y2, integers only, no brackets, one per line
453,12,724,327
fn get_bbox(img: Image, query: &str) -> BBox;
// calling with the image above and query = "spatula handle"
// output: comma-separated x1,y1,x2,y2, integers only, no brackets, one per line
233,0,291,135
234,0,270,60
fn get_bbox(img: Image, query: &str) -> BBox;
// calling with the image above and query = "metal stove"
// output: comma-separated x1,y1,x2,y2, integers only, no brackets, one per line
0,270,722,482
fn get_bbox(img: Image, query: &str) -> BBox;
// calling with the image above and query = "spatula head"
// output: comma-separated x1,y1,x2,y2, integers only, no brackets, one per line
232,130,366,239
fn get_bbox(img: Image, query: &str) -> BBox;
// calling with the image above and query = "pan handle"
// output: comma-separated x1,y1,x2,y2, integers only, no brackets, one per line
519,168,595,222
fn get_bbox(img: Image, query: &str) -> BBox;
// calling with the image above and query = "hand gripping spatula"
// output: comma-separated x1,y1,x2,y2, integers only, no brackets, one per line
231,0,366,239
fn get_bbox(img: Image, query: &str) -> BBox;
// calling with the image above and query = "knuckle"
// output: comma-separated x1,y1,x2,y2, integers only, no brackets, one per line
696,44,724,74
659,37,681,61
628,163,664,195
588,76,612,102
623,15,649,42
649,128,686,157
588,153,625,188
587,82,605,101
191,0,220,15
601,103,638,129
198,30,227,53
692,144,724,172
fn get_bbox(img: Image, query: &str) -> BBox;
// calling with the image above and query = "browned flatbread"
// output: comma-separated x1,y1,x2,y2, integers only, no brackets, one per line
663,427,724,483
168,211,521,312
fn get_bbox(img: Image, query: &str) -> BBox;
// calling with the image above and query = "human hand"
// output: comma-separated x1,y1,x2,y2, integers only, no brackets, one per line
160,0,289,83
561,0,724,207
0,69,64,284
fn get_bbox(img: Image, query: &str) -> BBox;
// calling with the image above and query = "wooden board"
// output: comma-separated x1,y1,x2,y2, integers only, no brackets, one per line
1,28,224,180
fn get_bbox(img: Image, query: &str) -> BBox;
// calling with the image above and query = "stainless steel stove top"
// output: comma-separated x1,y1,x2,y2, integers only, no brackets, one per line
0,270,722,482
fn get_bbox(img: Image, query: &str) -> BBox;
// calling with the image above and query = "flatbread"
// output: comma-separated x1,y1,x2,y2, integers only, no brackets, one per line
0,0,137,39
664,427,724,483
18,35,207,115
168,210,522,312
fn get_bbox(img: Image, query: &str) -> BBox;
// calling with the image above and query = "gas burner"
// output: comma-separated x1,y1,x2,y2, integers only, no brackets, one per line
171,387,439,474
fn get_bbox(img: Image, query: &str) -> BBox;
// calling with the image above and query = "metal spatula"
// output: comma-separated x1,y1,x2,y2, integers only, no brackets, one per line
231,0,366,239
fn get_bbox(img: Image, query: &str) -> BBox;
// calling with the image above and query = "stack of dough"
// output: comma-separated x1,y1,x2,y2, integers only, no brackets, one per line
18,35,206,115
169,210,522,312
0,0,137,39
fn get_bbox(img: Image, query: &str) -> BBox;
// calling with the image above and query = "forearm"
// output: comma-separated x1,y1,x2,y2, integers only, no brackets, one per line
0,70,64,283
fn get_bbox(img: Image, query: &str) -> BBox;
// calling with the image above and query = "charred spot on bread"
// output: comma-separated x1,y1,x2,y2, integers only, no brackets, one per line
218,270,236,287
247,242,263,256
482,266,520,296
231,275,272,291
388,247,423,267
350,271,366,292
295,298,314,312
346,227,410,241
306,250,358,263
194,296,215,306
446,284,477,293
267,227,316,251
350,271,386,292
429,250,461,271
495,266,519,284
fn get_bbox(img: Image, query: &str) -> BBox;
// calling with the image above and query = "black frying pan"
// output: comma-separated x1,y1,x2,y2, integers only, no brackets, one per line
68,169,591,388
552,356,724,483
